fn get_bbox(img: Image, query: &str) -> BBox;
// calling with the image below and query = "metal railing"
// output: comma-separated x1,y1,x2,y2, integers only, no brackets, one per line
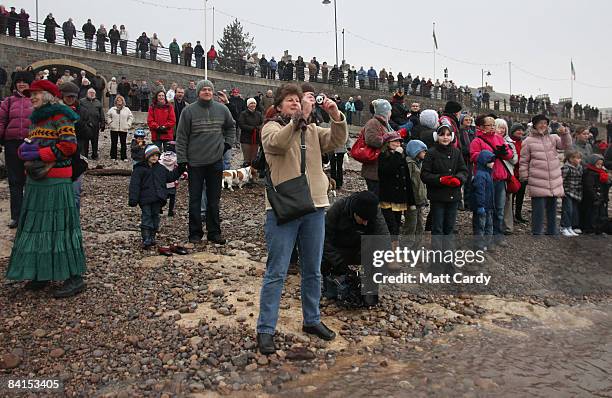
10,21,601,122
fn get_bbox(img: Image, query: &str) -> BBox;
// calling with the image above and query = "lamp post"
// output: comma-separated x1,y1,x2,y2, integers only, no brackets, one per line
322,0,338,66
481,69,491,89
35,0,39,42
204,0,208,80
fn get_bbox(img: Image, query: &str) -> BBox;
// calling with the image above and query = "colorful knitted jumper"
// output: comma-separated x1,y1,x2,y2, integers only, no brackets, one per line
28,103,79,179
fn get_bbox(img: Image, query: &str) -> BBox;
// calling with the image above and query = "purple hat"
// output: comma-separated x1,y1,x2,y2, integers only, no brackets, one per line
383,131,402,143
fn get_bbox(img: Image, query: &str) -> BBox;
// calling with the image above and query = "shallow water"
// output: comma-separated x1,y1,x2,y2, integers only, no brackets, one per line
278,302,612,397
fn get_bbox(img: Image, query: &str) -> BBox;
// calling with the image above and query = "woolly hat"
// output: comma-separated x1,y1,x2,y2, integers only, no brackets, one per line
12,71,34,85
246,97,257,107
419,109,439,129
350,191,379,222
406,139,428,158
134,129,146,138
23,79,60,98
585,154,604,166
531,114,549,125
383,131,402,143
196,79,214,94
509,123,525,136
372,99,392,116
58,81,79,97
144,144,161,159
444,100,462,114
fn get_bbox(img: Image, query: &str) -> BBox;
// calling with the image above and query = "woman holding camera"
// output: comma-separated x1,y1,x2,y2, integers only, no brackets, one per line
147,90,176,152
257,83,347,355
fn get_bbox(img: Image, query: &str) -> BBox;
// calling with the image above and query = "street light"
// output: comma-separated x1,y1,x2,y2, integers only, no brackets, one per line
322,0,338,66
481,69,491,90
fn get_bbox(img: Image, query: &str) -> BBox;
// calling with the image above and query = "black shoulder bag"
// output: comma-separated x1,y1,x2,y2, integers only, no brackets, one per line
265,129,316,225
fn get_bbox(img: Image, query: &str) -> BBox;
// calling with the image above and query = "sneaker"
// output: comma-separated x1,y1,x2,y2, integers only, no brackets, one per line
560,228,574,237
568,228,579,236
572,228,582,234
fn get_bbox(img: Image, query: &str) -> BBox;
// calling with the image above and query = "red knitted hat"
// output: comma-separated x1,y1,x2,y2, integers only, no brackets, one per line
24,79,61,98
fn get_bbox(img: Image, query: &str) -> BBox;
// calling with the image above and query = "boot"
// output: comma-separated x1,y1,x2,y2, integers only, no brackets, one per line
53,276,86,298
150,231,157,246
142,228,152,248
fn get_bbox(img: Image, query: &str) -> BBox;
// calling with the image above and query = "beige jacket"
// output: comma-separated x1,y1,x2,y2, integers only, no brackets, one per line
262,115,348,209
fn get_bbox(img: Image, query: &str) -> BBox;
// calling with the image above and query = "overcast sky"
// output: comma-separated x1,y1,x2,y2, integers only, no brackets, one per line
19,0,612,107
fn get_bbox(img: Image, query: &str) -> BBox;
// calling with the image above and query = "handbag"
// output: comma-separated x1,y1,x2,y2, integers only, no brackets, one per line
349,128,380,164
265,130,316,225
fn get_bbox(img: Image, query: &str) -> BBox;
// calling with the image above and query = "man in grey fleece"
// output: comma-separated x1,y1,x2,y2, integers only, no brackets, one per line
176,79,235,244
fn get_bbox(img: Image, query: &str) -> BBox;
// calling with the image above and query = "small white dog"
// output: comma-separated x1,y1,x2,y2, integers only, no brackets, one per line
221,166,254,191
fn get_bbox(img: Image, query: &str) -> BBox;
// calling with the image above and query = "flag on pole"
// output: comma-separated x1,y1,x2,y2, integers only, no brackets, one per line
571,60,576,80
433,24,438,50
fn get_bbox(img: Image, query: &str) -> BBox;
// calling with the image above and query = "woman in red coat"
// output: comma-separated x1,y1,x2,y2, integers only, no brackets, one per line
147,89,176,151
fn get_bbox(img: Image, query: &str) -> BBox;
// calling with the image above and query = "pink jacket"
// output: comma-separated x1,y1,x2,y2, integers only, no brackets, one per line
469,129,514,181
0,92,32,142
519,127,572,198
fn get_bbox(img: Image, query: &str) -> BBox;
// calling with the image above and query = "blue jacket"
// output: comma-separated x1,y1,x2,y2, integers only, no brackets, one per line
367,68,377,78
357,68,367,80
129,161,183,206
269,59,278,70
471,150,495,210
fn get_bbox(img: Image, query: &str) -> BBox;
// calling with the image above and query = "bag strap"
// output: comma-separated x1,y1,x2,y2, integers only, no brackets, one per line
265,129,307,189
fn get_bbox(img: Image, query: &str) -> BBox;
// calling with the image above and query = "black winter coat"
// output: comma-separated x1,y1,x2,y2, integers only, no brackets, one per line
378,149,415,205
582,168,604,205
78,98,104,138
421,143,468,202
412,124,435,148
237,109,264,144
82,22,95,39
322,195,389,273
389,101,408,130
129,161,182,206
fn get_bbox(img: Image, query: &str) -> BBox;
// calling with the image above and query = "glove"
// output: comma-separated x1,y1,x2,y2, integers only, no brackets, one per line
477,207,486,216
448,177,461,187
223,143,231,154
128,200,137,207
440,175,454,186
494,144,508,158
18,142,41,161
394,146,404,154
397,127,407,139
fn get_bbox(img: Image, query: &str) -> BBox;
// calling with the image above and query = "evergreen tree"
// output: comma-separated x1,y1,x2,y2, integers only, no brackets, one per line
217,19,255,73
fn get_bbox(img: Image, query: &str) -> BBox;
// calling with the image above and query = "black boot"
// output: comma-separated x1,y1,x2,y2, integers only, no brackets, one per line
302,322,336,341
8,219,18,229
24,280,50,291
53,276,85,298
257,333,276,355
150,231,157,246
142,228,152,248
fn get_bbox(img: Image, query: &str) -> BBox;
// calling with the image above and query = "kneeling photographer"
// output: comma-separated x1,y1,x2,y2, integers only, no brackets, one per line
322,191,390,307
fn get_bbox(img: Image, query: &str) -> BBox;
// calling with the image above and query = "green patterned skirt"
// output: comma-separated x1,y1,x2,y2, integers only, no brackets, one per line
6,177,86,281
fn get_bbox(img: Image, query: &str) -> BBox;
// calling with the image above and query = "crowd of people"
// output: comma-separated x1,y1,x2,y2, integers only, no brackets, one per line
1,6,603,123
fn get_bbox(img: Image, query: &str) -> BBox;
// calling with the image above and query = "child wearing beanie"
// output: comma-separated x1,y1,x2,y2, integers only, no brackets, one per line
129,145,186,247
402,140,428,243
160,147,187,217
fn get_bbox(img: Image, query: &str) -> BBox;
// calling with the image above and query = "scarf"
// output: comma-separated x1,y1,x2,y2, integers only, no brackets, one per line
586,164,609,184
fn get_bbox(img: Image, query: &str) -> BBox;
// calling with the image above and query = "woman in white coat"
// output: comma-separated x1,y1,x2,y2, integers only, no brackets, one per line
495,118,518,234
106,95,134,160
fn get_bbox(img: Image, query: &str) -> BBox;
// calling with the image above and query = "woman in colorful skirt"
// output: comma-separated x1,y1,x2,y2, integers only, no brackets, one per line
6,79,86,298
